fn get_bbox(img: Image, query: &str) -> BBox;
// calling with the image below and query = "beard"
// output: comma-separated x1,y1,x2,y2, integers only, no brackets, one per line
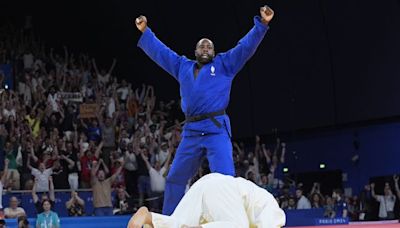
196,53,214,64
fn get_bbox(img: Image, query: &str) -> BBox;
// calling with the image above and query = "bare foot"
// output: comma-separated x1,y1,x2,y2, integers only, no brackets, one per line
127,207,153,228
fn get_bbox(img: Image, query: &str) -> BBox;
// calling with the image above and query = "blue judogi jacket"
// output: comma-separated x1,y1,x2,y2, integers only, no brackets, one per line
138,16,268,137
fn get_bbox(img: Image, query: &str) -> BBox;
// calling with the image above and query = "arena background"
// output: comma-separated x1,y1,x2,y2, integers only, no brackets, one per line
4,0,400,139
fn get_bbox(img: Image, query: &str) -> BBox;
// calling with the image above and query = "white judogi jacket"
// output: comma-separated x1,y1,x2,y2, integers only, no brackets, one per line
151,173,286,228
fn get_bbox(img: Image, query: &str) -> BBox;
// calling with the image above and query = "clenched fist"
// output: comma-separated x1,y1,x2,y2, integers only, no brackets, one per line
260,5,274,24
135,15,148,33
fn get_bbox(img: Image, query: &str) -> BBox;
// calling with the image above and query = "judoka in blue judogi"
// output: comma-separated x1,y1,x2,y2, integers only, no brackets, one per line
135,5,274,215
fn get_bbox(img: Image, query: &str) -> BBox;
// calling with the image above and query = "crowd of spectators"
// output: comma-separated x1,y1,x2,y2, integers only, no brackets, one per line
0,17,399,227
0,18,182,226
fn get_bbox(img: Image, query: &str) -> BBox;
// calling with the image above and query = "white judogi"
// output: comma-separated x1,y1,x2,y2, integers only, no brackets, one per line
151,173,286,228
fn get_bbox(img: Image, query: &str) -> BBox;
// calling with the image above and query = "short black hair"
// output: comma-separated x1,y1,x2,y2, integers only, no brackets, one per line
41,199,52,208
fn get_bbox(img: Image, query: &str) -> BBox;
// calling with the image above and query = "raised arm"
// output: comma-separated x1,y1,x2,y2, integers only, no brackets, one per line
262,145,272,164
110,160,124,183
74,192,85,207
280,142,286,163
162,143,174,170
49,176,55,201
32,178,39,203
108,58,117,75
92,58,100,76
94,141,104,159
61,154,75,170
99,159,109,175
219,6,273,76
135,16,185,80
91,160,100,181
370,183,379,201
140,150,152,171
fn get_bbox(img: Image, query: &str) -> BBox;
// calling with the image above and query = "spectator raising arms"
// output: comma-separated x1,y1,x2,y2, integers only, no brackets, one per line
28,161,53,193
91,158,124,216
371,182,396,220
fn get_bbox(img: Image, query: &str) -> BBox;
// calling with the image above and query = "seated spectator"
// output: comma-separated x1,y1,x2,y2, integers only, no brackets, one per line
65,191,85,216
296,188,311,209
0,220,6,228
36,199,60,228
324,196,336,218
113,187,134,215
4,196,26,219
32,177,55,214
287,197,297,210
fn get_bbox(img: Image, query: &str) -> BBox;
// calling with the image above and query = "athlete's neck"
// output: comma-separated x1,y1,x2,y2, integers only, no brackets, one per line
196,62,204,70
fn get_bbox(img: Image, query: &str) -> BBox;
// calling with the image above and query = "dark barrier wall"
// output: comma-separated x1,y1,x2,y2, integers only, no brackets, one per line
285,122,400,194
25,0,400,138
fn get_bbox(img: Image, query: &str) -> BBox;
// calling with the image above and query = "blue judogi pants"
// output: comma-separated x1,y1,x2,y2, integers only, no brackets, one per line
162,131,235,215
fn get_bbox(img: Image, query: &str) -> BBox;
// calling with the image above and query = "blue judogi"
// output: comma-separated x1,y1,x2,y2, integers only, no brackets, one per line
138,16,269,215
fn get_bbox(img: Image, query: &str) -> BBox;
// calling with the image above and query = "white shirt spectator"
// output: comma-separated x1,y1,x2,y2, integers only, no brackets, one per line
47,93,60,112
117,86,129,101
107,97,116,118
31,168,52,192
376,195,396,218
81,85,94,98
297,195,312,209
97,73,110,85
18,81,32,105
156,149,169,166
31,76,43,93
4,207,26,218
2,108,16,119
149,167,167,192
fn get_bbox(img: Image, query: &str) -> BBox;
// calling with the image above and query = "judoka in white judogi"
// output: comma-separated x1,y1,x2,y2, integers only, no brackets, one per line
129,173,286,228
